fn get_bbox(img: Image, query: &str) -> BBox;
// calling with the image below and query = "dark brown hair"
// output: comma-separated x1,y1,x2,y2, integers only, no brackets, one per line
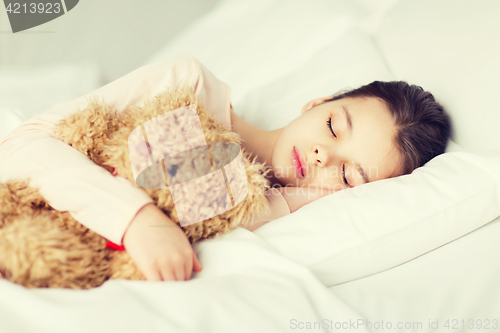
325,81,451,175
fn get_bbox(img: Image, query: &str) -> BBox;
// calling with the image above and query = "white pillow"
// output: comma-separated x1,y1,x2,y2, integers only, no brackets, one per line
373,0,500,153
0,63,100,120
145,0,383,104
254,150,500,287
233,29,395,130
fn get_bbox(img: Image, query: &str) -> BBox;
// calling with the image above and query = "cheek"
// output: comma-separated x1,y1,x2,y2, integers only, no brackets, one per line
306,166,345,191
272,131,292,163
267,138,286,181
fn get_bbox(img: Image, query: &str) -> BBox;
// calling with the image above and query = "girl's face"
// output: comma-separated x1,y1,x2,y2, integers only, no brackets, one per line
271,96,402,191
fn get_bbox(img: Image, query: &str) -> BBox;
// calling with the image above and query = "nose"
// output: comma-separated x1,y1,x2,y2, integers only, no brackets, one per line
312,144,336,168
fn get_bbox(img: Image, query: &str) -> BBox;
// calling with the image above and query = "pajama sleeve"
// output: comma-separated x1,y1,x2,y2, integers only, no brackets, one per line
0,54,232,245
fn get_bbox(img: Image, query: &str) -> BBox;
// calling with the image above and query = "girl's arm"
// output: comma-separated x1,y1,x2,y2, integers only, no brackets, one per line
0,54,231,281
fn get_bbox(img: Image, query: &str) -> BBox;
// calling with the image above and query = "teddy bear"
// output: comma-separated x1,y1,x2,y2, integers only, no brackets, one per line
0,86,272,289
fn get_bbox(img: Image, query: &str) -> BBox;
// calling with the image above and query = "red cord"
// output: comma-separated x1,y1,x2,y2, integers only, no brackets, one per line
105,241,125,251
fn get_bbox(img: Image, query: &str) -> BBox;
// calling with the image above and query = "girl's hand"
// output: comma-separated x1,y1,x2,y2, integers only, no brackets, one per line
276,186,335,213
122,203,202,281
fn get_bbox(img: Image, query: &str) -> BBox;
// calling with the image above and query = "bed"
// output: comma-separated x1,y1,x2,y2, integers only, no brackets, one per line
1,0,500,332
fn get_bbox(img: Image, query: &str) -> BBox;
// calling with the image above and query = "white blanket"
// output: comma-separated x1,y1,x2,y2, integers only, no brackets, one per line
0,228,369,333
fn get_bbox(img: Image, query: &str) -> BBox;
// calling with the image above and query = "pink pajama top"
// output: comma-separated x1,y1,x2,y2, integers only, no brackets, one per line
0,54,290,245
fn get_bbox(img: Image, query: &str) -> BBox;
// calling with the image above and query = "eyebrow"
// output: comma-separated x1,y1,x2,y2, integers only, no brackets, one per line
356,164,370,184
343,105,367,183
342,105,370,184
342,105,353,135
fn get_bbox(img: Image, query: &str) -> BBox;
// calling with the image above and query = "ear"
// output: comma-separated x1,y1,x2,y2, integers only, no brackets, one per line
301,96,335,114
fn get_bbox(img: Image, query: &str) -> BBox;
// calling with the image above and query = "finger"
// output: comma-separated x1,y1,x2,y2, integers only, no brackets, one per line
184,254,193,281
140,265,162,281
173,262,185,282
159,266,175,282
192,252,203,272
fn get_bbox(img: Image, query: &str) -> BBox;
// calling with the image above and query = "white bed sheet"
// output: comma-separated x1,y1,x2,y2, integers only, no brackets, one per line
330,215,500,330
0,228,370,333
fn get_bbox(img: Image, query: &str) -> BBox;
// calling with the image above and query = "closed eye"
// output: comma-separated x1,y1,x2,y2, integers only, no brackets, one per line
342,164,351,187
326,117,337,138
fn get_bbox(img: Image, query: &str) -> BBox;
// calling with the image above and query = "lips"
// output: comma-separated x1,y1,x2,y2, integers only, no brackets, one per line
292,146,308,178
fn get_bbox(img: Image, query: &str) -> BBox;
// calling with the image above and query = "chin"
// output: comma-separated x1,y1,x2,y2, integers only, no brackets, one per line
271,153,301,187
277,173,300,188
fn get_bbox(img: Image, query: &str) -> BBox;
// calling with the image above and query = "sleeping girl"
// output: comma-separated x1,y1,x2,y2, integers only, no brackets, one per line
0,55,451,284
236,80,451,229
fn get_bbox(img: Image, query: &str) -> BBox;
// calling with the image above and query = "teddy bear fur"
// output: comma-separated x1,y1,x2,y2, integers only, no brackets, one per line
0,86,272,289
